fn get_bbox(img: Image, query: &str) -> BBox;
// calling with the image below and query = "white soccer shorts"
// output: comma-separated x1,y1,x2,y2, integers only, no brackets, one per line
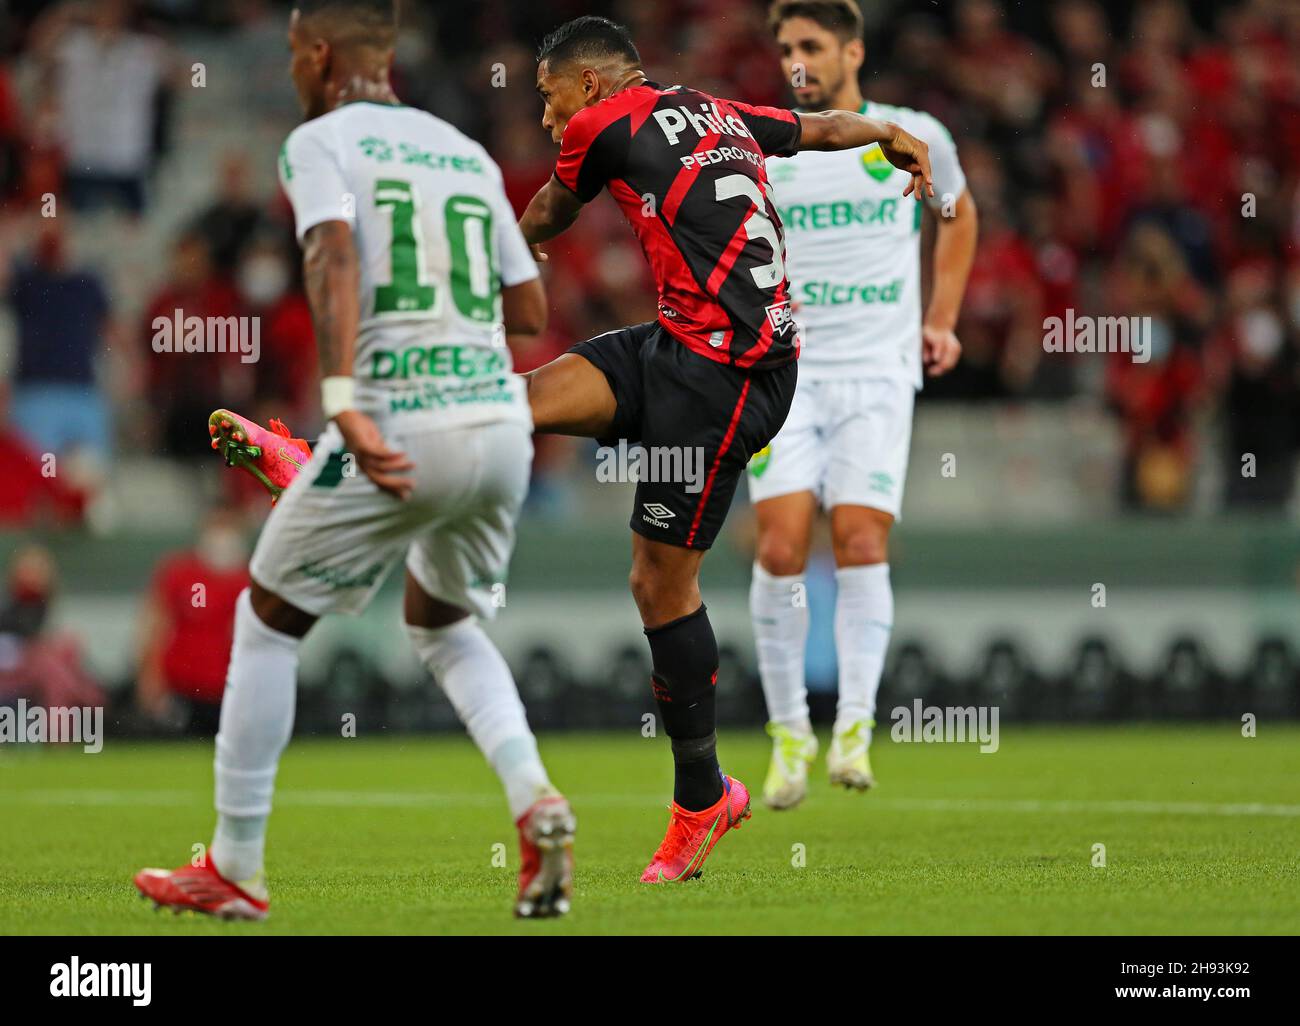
251,418,532,620
745,375,915,518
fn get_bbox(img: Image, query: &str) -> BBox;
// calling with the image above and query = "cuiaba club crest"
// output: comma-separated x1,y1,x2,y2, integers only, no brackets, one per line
861,144,895,182
748,445,772,478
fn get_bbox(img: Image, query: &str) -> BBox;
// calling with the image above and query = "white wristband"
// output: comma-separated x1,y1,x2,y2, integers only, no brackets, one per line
321,376,357,419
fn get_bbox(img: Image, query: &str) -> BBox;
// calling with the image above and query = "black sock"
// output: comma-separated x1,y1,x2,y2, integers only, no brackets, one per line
645,605,723,811
670,733,722,811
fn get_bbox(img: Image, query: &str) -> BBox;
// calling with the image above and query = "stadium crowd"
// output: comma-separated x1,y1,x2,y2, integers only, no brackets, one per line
0,0,1296,524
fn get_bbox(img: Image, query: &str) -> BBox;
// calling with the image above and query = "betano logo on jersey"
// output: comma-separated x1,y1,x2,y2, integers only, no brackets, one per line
765,300,796,334
860,143,896,182
779,198,900,231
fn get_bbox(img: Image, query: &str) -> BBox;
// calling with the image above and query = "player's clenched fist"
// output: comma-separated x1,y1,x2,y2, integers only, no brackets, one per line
334,409,415,501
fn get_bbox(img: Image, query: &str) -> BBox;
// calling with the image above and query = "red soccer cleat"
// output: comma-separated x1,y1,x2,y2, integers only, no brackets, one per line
640,773,752,884
515,794,576,919
208,408,311,504
133,858,269,921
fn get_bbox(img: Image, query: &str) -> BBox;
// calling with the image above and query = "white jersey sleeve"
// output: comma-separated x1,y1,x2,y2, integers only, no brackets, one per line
278,120,356,242
899,110,967,213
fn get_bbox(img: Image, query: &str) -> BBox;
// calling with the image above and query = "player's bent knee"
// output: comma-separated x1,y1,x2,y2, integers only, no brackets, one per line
629,560,699,626
830,507,894,567
756,532,808,577
628,564,658,613
405,617,484,674
403,573,471,630
248,580,317,638
832,528,889,567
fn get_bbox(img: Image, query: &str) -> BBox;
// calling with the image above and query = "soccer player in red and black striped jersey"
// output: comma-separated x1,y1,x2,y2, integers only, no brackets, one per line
518,15,934,883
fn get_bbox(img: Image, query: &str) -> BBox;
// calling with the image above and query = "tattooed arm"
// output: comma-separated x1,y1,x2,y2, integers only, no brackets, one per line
301,219,413,500
301,220,361,377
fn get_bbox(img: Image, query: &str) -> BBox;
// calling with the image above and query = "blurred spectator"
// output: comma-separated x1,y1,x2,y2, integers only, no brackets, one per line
0,544,51,641
141,230,248,458
31,0,177,215
1105,224,1212,511
0,0,1294,515
8,216,113,468
229,0,302,125
0,385,89,526
945,0,1055,139
0,543,103,709
135,507,249,735
0,59,23,202
932,147,1043,399
238,230,318,427
192,152,270,277
1214,263,1300,509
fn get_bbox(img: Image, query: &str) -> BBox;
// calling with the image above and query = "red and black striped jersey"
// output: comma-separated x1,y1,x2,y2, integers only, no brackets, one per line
554,82,802,370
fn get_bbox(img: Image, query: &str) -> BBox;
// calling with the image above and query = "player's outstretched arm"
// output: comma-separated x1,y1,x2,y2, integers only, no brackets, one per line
519,176,585,256
302,219,413,500
796,111,934,200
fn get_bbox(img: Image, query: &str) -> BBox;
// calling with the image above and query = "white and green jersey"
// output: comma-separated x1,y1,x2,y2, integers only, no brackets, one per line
278,101,538,428
766,101,965,388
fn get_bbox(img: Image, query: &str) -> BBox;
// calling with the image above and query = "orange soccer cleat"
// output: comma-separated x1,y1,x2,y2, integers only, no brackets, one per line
640,773,751,884
133,858,269,921
208,409,311,503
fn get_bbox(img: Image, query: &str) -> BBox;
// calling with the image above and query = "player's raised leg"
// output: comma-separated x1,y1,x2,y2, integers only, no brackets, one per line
134,581,315,920
749,490,820,809
524,351,618,437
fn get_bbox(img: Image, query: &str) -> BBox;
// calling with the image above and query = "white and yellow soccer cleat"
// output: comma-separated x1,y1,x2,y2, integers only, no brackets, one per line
762,722,819,810
828,719,876,791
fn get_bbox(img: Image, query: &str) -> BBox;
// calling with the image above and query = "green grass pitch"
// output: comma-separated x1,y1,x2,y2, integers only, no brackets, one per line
1,725,1297,935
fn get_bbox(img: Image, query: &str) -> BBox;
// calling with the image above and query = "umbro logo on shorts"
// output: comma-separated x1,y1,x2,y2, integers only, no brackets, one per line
642,503,676,529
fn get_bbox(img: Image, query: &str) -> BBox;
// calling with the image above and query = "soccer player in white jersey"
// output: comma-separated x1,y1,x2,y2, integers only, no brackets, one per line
749,0,977,808
134,0,576,919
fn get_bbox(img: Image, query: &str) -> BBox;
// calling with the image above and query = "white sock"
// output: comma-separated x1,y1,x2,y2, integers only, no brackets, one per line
406,619,552,820
210,589,299,883
834,563,893,737
749,563,811,732
211,814,268,892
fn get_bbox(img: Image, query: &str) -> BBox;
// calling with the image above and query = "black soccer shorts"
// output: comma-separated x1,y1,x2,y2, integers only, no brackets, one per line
569,321,796,550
